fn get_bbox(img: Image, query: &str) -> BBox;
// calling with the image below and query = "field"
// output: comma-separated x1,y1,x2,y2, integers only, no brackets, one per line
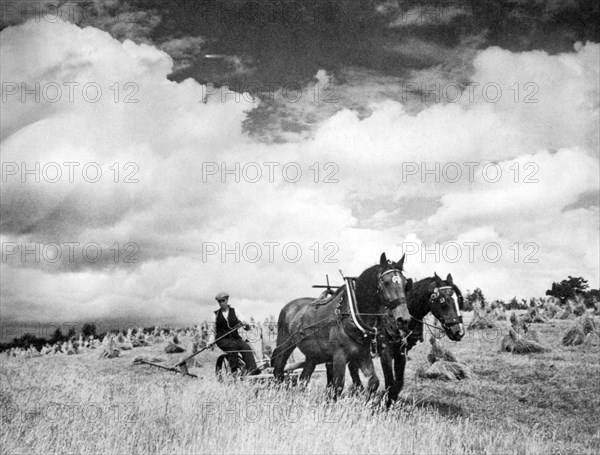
1,313,599,454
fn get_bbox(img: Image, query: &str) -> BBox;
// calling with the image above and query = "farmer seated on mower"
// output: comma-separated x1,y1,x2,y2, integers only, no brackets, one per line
210,291,259,375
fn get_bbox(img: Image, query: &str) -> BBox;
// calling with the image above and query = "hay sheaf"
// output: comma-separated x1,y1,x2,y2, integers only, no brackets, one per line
468,311,496,330
524,326,541,342
500,328,550,354
562,315,598,346
572,303,587,317
521,307,548,324
132,338,150,347
508,312,540,342
581,315,596,334
164,341,186,354
416,338,470,381
541,304,560,319
99,338,121,359
99,348,120,359
562,326,586,346
416,361,471,381
427,337,457,363
495,310,508,321
557,304,574,320
585,332,600,346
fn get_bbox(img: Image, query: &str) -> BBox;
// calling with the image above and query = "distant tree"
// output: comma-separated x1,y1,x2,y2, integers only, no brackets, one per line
82,322,97,338
9,333,46,350
12,333,36,348
584,289,600,308
546,276,589,304
505,297,528,310
460,298,473,311
66,326,76,339
465,288,486,310
50,328,63,344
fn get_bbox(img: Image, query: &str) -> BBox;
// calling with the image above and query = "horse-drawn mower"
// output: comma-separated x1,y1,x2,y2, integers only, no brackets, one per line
134,328,322,381
134,275,339,381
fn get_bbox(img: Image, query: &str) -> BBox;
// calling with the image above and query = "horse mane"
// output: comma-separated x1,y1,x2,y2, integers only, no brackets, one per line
355,264,381,309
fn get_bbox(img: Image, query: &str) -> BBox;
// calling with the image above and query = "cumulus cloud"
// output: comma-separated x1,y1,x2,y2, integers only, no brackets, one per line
1,20,598,325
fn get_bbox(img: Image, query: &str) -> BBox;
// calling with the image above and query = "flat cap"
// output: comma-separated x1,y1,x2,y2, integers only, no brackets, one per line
215,291,230,300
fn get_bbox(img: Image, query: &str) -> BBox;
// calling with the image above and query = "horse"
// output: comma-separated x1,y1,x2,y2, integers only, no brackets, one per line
271,253,413,397
348,273,465,405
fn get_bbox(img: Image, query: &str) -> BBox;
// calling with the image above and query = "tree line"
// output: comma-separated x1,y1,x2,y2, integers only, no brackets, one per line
463,276,598,311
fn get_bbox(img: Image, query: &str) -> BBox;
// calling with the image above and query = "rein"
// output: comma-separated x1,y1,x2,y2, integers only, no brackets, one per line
411,316,445,331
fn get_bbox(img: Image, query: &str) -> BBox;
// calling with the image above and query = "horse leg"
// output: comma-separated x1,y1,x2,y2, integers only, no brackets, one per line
356,355,379,398
325,362,333,387
330,352,347,399
392,351,407,399
347,361,364,392
299,360,316,389
272,310,297,382
379,346,396,406
272,344,295,382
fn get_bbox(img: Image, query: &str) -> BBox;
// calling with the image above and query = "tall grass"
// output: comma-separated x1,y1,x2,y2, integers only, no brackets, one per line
1,314,599,454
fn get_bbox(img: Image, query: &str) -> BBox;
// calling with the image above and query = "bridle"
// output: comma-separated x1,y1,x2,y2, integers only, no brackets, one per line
429,285,463,330
376,268,407,308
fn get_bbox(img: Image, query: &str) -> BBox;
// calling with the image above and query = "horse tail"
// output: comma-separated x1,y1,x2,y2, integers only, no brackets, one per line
275,308,290,345
272,304,296,381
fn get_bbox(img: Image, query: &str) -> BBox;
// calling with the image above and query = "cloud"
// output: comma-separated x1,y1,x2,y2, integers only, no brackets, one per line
1,20,598,324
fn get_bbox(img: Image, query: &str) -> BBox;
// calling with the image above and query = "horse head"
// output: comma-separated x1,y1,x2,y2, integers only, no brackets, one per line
428,273,465,341
375,252,412,324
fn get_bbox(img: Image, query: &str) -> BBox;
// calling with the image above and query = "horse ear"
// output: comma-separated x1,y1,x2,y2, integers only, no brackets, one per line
434,272,439,279
397,253,406,269
446,273,453,284
380,252,387,266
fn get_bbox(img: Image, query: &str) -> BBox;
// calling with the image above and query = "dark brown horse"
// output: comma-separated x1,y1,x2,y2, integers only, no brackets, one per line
349,273,465,405
271,253,412,397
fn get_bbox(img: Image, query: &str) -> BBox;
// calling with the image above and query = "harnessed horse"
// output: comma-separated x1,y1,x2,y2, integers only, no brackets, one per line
348,273,465,405
271,253,412,397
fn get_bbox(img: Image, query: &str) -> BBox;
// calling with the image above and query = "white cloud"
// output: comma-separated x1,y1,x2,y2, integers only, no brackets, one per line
1,20,598,324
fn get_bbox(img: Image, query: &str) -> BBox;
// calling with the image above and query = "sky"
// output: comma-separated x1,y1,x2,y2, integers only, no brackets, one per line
1,0,599,327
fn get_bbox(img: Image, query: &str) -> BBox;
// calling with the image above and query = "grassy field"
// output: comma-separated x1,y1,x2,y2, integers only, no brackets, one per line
1,312,599,454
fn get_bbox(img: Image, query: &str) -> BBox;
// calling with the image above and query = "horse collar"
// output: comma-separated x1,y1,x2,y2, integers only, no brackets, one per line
343,277,377,337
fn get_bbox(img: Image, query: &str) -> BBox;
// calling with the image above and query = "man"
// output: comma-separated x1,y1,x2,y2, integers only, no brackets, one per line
210,291,259,375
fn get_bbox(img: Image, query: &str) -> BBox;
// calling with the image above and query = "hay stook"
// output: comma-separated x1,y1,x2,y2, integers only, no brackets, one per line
416,337,470,381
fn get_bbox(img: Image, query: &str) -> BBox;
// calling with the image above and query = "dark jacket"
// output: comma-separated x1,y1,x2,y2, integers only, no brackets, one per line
215,308,242,340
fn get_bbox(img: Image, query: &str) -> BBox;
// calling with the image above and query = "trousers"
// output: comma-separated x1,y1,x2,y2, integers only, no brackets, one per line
216,337,258,374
